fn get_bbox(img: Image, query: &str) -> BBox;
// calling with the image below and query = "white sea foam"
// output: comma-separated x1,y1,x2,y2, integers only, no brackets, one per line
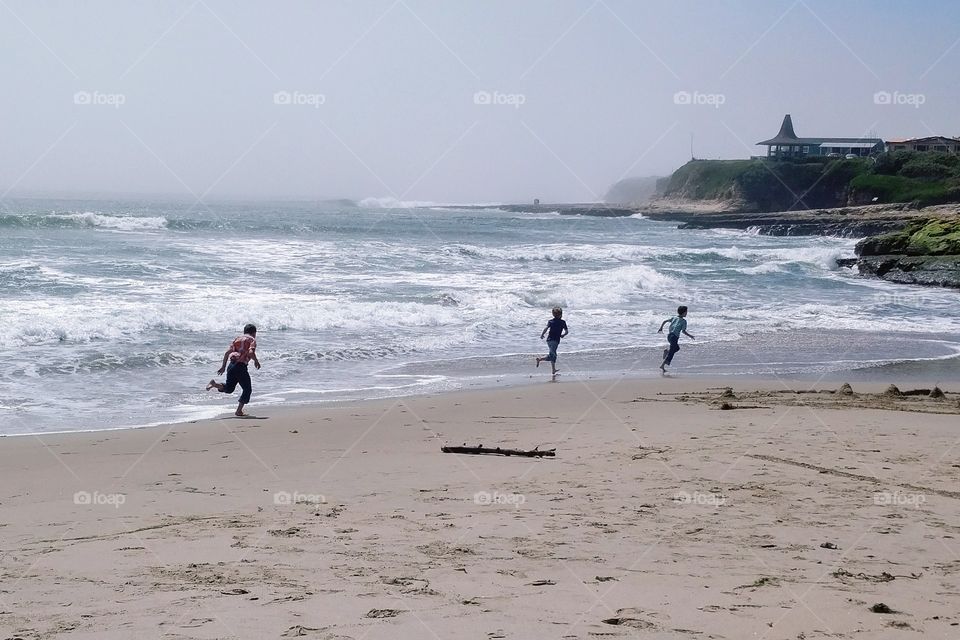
57,212,168,231
524,264,679,308
359,197,440,209
448,243,660,263
736,263,784,275
358,197,503,209
0,294,464,348
7,198,960,436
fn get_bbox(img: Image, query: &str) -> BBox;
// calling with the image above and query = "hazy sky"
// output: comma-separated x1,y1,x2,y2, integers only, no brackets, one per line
2,1,959,203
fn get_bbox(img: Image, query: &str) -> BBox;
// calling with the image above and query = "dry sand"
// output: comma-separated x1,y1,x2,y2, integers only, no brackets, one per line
1,377,959,639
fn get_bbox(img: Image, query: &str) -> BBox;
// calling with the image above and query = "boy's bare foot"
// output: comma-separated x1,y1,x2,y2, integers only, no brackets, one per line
235,410,246,417
206,379,218,391
659,363,666,372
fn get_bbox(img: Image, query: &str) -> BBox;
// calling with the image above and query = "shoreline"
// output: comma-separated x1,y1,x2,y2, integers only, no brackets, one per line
3,376,959,638
7,354,960,439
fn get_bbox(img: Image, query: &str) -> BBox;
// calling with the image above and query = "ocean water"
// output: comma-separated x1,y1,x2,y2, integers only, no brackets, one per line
2,197,959,435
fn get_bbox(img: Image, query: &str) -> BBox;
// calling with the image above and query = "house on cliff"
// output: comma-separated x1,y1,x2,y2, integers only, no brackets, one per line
758,114,884,159
886,136,960,153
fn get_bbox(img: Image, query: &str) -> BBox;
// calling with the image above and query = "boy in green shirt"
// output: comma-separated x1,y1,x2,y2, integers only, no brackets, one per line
658,306,694,372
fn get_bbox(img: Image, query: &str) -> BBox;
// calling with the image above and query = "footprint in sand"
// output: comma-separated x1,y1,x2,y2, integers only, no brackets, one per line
177,617,215,628
365,608,405,618
602,607,662,630
281,625,354,638
381,576,439,595
416,541,475,558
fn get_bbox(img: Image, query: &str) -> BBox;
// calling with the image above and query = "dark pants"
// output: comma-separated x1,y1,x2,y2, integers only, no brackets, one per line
665,334,680,365
545,339,560,363
221,362,252,404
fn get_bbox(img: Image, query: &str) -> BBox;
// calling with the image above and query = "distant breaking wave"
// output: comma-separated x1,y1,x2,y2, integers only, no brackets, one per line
0,212,167,231
358,196,502,209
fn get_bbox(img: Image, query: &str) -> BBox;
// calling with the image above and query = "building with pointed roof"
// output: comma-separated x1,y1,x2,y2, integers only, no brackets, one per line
757,114,884,159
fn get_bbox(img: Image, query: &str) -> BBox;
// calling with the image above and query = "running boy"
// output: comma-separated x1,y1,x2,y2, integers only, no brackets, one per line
658,306,694,372
207,324,261,416
536,307,568,377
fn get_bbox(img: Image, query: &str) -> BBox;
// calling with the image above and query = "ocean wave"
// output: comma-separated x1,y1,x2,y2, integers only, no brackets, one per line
0,211,168,231
668,244,852,270
734,263,784,275
447,243,659,263
60,212,168,230
445,241,851,271
0,296,464,347
358,196,502,209
359,197,444,209
522,264,678,307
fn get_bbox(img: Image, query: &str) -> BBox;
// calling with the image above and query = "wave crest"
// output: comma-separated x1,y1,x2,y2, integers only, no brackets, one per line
0,211,167,231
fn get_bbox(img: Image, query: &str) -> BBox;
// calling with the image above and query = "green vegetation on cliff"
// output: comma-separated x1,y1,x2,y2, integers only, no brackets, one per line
663,151,960,212
854,217,960,288
857,218,960,257
662,159,755,200
850,151,960,206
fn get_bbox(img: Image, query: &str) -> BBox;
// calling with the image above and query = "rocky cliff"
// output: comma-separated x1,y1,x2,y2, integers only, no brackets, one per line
658,152,960,213
855,218,960,288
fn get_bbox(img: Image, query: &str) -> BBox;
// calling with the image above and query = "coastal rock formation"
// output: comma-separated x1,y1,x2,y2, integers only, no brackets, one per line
494,203,637,217
656,153,960,214
854,218,960,288
640,203,936,237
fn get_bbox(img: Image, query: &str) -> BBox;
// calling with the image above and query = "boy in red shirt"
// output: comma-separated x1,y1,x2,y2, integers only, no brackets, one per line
207,324,261,416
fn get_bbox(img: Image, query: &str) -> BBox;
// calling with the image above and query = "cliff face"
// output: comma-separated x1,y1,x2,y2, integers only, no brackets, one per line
855,218,960,288
661,158,872,212
659,152,960,213
660,160,753,204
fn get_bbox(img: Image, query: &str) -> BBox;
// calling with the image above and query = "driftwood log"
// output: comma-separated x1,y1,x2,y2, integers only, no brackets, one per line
441,444,556,458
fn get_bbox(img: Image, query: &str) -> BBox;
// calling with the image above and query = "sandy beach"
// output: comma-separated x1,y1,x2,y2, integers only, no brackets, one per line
2,377,959,639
